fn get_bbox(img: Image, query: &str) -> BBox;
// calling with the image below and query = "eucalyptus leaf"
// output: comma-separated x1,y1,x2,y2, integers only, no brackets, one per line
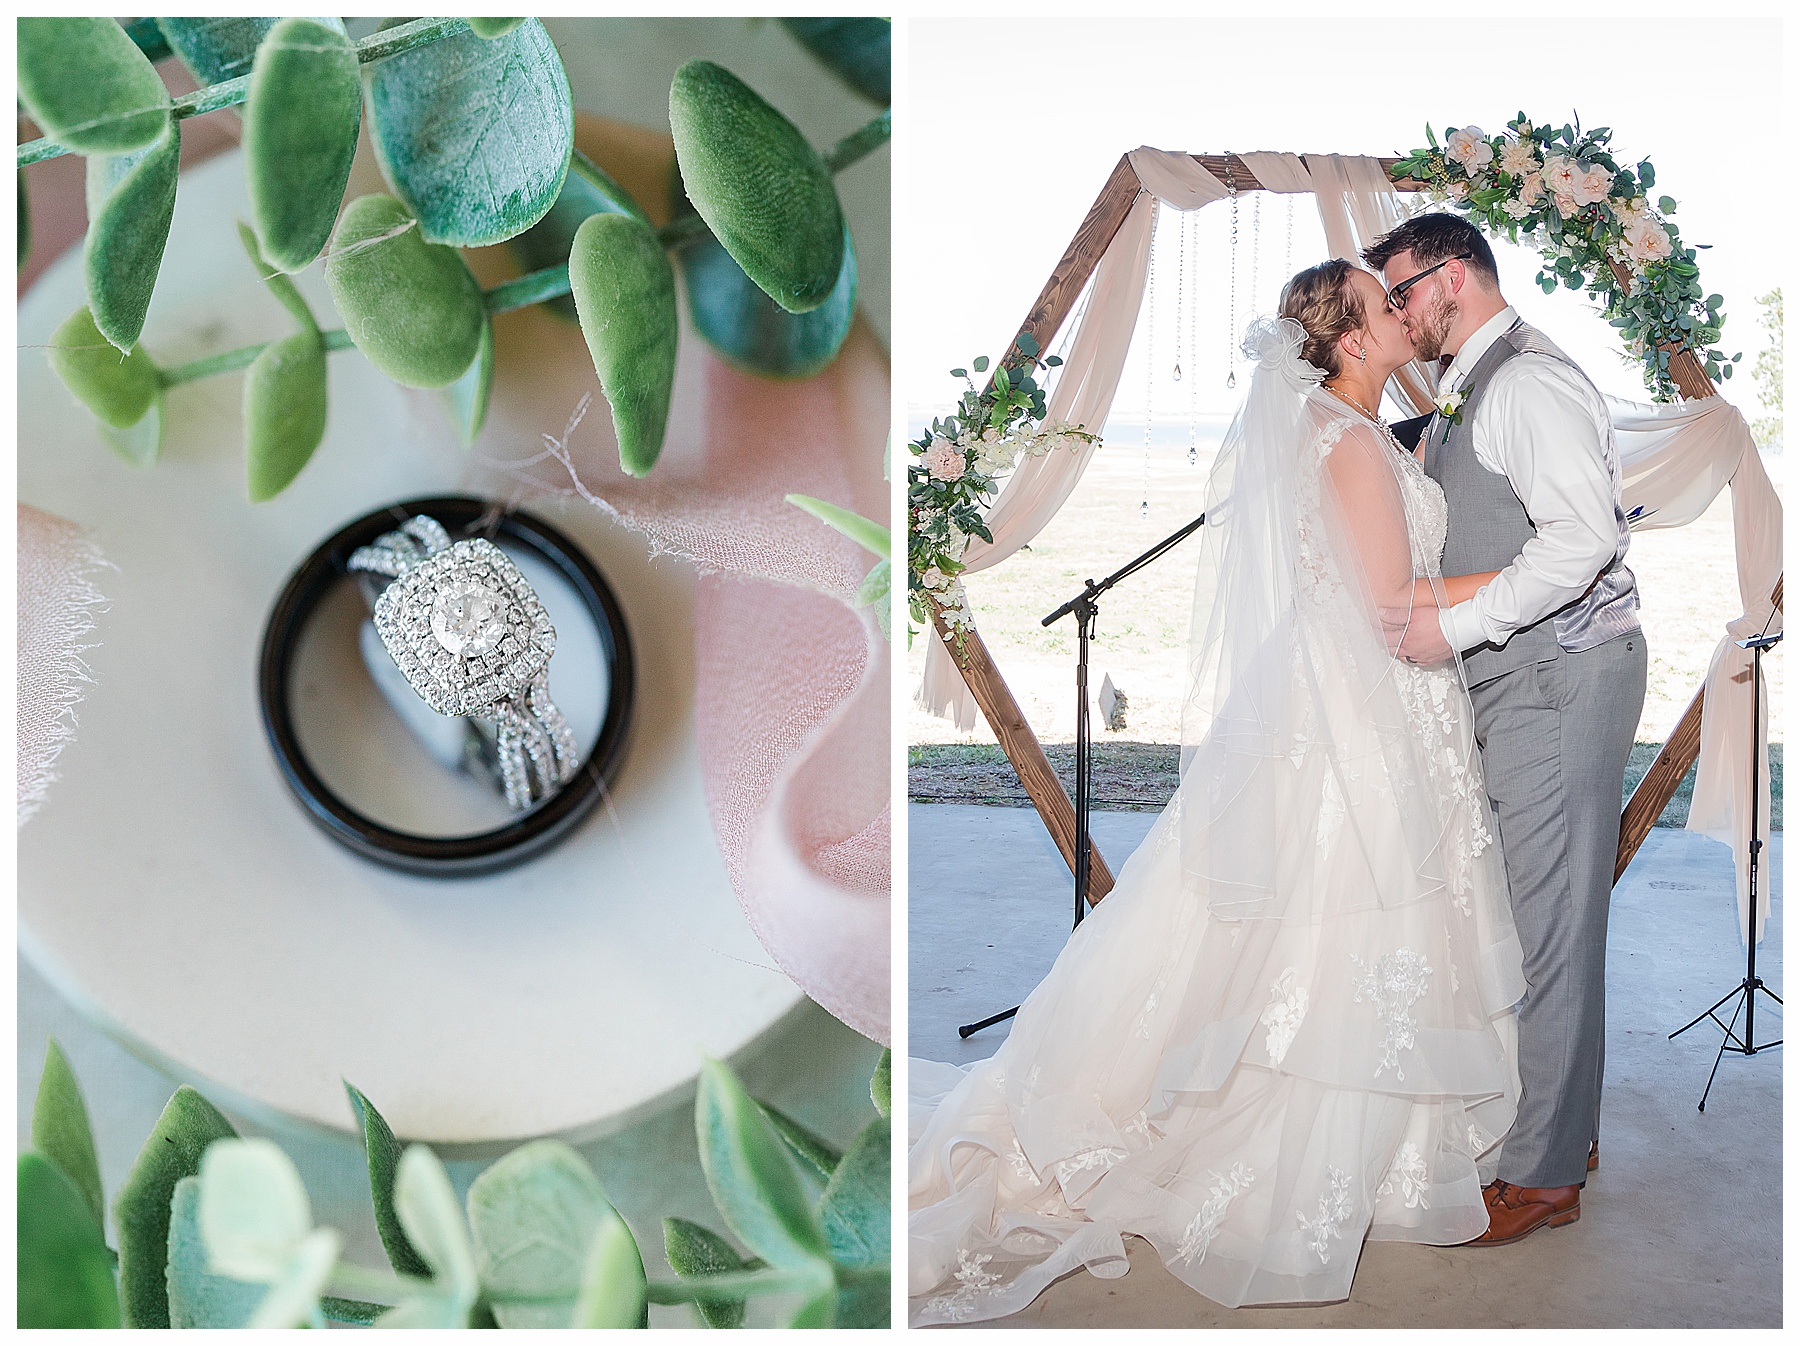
324,193,484,389
670,59,844,313
664,1218,754,1330
818,1115,889,1271
196,1137,313,1284
237,220,318,332
870,1050,891,1118
694,1058,832,1271
857,560,891,638
245,331,328,502
512,149,650,323
84,121,180,352
17,1152,121,1329
789,1289,838,1328
31,1039,105,1234
680,221,857,379
757,1098,844,1185
245,17,362,273
780,18,891,106
101,397,166,469
113,1085,239,1328
366,19,573,248
48,305,161,432
466,1139,627,1329
393,1145,479,1316
572,1212,648,1329
156,17,328,86
345,1083,432,1279
568,211,678,477
166,1177,265,1329
448,315,495,446
18,17,170,155
248,1228,341,1329
468,17,527,39
786,493,889,558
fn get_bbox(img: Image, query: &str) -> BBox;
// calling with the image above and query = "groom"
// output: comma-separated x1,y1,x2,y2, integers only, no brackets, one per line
1365,214,1647,1246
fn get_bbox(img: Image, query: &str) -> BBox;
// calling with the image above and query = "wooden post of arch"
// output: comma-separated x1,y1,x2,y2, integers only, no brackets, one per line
928,150,1779,898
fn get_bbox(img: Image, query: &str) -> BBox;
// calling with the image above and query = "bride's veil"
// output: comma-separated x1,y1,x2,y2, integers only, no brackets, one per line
1174,316,1473,926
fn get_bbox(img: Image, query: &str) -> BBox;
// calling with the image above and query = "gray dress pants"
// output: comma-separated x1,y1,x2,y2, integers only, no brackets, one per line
1466,630,1647,1189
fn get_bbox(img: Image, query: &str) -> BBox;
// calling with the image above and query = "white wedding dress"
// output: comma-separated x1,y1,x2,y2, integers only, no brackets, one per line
910,320,1526,1321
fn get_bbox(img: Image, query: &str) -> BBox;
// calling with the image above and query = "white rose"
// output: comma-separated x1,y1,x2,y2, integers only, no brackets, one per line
1572,163,1613,207
1498,137,1540,177
1446,127,1494,172
1518,171,1545,206
1623,217,1674,267
1614,195,1650,228
922,436,967,481
1503,198,1531,220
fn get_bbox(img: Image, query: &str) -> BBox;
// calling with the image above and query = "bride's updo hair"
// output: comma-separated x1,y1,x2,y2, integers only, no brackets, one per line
1278,259,1366,377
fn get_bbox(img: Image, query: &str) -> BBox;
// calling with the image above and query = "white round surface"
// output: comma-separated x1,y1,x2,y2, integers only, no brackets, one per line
17,151,801,1146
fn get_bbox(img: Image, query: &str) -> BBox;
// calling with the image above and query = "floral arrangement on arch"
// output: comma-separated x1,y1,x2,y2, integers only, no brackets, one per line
1391,114,1740,401
907,332,1096,650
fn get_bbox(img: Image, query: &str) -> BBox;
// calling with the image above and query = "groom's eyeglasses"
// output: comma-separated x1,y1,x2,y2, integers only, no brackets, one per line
1385,255,1474,312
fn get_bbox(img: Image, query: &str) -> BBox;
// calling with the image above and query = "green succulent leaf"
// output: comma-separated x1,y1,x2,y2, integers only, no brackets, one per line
17,1152,122,1329
680,220,857,379
466,1139,639,1329
166,1175,264,1328
670,59,845,313
323,193,484,389
155,17,312,85
244,330,328,502
245,17,361,273
756,1100,844,1186
869,1050,891,1118
344,1083,432,1280
468,17,527,39
573,1210,649,1329
787,493,889,559
857,560,892,638
366,18,573,248
83,121,180,352
568,210,678,477
237,220,319,332
664,1218,756,1329
511,149,650,323
818,1115,890,1271
789,1289,839,1328
448,314,495,446
18,17,170,155
780,18,891,106
695,1058,833,1271
48,305,162,438
30,1039,106,1234
101,398,166,468
113,1085,238,1328
392,1145,479,1318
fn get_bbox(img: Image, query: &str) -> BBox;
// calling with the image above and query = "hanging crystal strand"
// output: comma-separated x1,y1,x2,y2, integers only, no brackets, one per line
1188,200,1199,465
1172,210,1186,384
1284,193,1295,284
1142,203,1156,520
1249,191,1262,319
1225,163,1239,390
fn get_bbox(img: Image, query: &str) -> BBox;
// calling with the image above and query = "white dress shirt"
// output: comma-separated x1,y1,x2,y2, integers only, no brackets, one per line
1433,306,1626,653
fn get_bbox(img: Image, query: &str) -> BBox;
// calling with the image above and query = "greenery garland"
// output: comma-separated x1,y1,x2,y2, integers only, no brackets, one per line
1390,114,1740,401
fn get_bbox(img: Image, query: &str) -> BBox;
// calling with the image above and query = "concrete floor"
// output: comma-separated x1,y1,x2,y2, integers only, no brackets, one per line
909,806,1782,1328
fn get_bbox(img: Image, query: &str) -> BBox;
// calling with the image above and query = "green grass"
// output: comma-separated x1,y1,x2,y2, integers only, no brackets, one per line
912,740,1783,828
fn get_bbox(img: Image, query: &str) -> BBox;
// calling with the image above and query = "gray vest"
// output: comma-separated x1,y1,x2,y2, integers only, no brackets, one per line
1423,319,1640,687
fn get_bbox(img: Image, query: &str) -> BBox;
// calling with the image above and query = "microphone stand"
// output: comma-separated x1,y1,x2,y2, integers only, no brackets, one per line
958,509,1209,1039
1668,627,1783,1110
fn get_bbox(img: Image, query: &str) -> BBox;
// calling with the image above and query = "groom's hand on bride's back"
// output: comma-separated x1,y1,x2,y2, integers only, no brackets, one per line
1379,606,1455,665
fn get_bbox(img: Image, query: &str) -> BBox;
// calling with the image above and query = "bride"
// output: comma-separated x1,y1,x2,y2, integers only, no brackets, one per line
910,260,1527,1321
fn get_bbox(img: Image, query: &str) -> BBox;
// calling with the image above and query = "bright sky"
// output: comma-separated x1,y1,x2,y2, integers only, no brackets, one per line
898,18,1784,426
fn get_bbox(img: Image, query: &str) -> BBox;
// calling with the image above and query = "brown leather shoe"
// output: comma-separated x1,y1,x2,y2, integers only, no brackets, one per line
1588,1139,1599,1172
1464,1180,1581,1246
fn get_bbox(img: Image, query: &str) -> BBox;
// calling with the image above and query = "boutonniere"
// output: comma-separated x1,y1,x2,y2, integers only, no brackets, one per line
1433,389,1468,442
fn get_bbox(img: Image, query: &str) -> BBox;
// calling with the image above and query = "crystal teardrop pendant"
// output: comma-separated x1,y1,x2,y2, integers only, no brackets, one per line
1226,370,1236,389
1188,446,1198,466
1173,363,1182,382
1140,499,1149,519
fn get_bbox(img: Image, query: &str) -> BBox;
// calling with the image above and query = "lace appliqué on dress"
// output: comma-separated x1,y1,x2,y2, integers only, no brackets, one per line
1350,948,1433,1082
1297,1166,1356,1264
925,1250,1002,1322
1176,1162,1256,1267
1260,967,1309,1065
1378,1141,1431,1209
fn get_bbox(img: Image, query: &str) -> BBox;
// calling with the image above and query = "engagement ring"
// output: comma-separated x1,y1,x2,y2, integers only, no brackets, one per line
349,516,578,810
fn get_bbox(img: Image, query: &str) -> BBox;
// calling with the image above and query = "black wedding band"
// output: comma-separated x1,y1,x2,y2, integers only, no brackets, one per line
259,495,634,878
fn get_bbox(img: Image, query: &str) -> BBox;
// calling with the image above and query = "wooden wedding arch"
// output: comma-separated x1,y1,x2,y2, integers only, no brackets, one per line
930,150,1782,904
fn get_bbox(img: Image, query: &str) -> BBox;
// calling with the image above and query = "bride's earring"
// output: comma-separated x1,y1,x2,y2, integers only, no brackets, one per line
1356,346,1367,364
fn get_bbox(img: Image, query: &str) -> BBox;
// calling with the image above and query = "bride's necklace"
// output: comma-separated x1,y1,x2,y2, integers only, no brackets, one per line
1324,383,1409,456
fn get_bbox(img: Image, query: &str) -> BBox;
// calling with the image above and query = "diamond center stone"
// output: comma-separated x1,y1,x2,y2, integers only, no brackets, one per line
430,580,509,658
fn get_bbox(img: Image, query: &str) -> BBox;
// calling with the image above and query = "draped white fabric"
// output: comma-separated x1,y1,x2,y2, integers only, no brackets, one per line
918,149,1780,934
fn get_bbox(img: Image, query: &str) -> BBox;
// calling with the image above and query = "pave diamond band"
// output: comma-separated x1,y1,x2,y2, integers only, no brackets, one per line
348,517,579,810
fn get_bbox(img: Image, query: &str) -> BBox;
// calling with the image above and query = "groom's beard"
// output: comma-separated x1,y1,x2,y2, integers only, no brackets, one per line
1409,295,1459,363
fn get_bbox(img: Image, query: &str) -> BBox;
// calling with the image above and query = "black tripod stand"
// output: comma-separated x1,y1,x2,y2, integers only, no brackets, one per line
1668,628,1783,1111
958,510,1208,1039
